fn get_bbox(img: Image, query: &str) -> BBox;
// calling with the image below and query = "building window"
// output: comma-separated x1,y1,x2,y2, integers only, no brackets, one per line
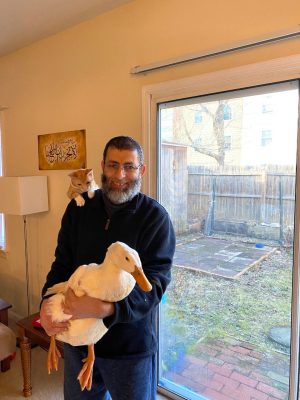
261,130,272,147
223,104,232,120
224,135,232,150
194,110,202,124
262,96,273,113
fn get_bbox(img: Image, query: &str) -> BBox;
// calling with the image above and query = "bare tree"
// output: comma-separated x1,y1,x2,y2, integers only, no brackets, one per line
173,100,231,167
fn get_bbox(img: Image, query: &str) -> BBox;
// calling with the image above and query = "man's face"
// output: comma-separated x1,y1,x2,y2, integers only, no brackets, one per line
101,147,145,204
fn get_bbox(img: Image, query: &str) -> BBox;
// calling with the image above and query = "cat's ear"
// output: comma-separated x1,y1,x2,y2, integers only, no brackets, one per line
68,171,78,177
86,169,92,173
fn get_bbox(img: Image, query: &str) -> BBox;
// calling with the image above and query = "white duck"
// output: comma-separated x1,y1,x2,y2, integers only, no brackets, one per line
44,241,152,391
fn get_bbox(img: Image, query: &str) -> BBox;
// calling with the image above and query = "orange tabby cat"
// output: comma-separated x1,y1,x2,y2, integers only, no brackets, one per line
67,169,99,207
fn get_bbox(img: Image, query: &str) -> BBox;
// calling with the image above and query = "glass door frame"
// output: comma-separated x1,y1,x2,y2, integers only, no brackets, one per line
141,54,300,400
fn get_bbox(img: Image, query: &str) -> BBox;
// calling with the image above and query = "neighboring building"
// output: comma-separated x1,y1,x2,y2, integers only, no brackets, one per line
160,88,298,169
241,89,298,166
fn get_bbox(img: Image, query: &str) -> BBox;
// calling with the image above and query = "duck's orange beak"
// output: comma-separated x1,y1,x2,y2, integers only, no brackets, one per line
131,266,152,292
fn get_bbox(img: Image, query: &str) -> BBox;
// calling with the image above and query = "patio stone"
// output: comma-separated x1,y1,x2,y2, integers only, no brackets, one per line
269,327,290,348
174,237,275,279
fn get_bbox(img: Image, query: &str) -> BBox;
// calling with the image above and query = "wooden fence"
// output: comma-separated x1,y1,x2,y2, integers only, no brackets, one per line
161,143,188,234
186,167,295,242
160,143,295,242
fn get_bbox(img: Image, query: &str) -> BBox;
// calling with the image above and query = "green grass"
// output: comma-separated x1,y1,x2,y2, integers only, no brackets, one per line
161,246,293,355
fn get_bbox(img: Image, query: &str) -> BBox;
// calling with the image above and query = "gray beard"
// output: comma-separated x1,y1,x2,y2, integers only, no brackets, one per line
101,174,141,204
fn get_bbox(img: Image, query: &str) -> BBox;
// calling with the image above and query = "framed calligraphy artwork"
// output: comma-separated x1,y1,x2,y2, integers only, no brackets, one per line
38,130,86,170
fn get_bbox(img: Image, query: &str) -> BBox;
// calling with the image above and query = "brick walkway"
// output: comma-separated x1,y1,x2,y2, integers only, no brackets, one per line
164,337,289,400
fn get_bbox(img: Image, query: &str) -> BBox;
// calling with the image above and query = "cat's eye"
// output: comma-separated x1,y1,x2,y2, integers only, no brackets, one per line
125,256,129,261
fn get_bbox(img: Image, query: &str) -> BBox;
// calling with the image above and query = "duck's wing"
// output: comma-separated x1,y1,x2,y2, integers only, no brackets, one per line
45,281,68,296
68,263,98,296
44,264,94,296
46,263,99,298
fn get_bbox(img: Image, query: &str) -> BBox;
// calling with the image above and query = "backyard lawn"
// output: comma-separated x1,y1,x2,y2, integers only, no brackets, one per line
163,238,292,355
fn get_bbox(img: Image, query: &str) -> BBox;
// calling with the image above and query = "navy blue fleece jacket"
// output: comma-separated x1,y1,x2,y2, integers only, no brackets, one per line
42,189,175,358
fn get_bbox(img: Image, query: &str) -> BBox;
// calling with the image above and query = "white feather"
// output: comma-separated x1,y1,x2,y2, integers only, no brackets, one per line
46,242,144,346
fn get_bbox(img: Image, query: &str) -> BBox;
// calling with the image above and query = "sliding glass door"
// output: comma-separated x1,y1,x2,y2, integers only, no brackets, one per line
157,81,299,400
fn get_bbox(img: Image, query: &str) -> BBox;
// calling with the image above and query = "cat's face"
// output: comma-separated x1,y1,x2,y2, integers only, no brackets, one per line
69,169,93,192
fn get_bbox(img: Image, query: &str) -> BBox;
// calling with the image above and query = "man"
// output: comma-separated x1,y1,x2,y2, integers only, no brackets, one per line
40,136,175,400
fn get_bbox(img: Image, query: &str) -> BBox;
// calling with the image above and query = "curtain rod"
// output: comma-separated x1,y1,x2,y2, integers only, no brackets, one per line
130,28,300,75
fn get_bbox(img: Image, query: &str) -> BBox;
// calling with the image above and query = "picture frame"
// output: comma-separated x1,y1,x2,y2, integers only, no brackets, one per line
38,129,86,170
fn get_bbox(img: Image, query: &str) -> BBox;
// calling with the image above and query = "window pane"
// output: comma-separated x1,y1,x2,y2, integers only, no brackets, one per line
158,81,299,400
261,130,272,147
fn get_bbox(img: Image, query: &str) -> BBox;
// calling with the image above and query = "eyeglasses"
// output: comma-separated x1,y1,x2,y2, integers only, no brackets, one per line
104,162,141,173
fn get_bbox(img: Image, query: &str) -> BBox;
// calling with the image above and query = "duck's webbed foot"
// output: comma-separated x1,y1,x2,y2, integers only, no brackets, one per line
47,336,61,374
77,344,95,391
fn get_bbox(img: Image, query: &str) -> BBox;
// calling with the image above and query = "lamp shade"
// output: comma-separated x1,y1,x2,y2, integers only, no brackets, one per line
0,176,48,215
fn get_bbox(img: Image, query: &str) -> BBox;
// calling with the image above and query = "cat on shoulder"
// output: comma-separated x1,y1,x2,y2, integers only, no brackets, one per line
67,168,99,207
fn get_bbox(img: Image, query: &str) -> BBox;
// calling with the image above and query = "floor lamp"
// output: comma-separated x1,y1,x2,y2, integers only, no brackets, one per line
0,176,49,316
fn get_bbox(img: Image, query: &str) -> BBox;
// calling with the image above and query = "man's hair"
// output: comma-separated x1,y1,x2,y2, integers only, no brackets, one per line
103,136,144,165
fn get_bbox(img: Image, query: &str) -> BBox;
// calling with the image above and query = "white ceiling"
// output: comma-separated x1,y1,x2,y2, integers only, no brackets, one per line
0,0,132,58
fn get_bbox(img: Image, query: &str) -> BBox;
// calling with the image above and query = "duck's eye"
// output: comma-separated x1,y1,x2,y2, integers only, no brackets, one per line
125,256,129,262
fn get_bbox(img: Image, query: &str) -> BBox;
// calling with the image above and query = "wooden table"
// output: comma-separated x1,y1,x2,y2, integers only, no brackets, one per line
0,298,12,372
17,313,64,397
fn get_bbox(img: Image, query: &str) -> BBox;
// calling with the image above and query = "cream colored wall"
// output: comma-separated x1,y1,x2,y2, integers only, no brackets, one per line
0,0,299,317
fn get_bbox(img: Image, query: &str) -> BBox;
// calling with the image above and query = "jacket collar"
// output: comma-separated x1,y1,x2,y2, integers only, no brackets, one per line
96,189,141,214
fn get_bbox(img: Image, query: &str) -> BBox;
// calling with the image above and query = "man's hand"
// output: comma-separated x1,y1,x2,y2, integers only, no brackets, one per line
64,288,115,320
40,298,70,336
